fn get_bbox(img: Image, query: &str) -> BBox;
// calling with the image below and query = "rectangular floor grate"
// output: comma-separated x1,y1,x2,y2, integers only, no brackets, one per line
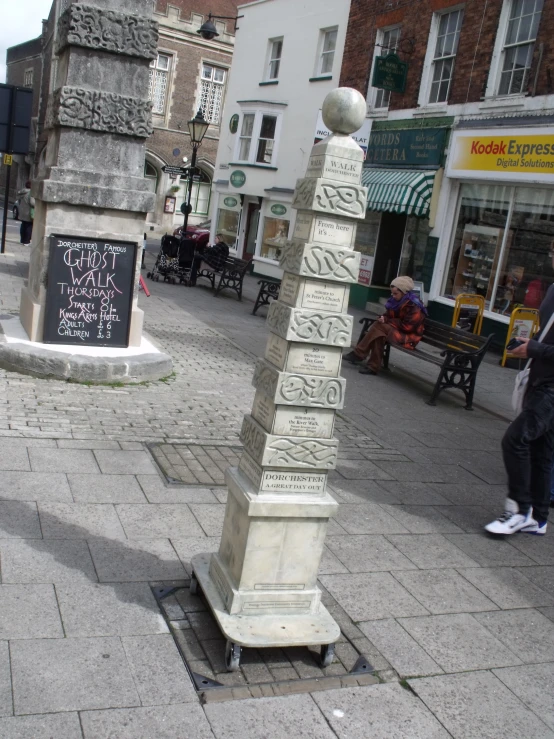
148,442,243,486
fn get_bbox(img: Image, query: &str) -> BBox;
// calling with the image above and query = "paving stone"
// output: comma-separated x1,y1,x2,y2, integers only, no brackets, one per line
398,613,522,672
0,642,11,717
38,502,126,539
433,505,499,533
0,584,63,639
93,450,158,475
68,474,147,503
121,634,197,705
409,670,554,739
541,607,554,622
11,637,140,714
379,504,463,534
473,608,554,663
56,582,168,637
334,504,409,535
320,572,429,622
171,537,220,574
29,448,99,473
137,474,218,503
0,501,41,538
318,545,349,574
0,713,83,738
386,534,480,569
187,611,223,641
205,693,336,738
516,565,554,591
0,471,72,502
507,531,554,565
326,479,399,505
359,619,442,678
373,462,481,483
392,569,498,614
493,663,554,730
58,439,121,449
189,504,226,537
0,538,97,583
333,460,395,480
116,504,204,538
88,538,187,582
0,445,29,471
458,567,554,609
445,534,536,567
377,481,453,506
313,682,450,738
81,703,215,738
326,535,417,573
172,628,207,662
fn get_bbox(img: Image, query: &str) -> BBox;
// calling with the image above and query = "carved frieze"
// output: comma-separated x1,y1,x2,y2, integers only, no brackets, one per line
57,3,159,59
252,359,345,409
279,242,361,284
267,303,353,347
50,87,153,137
292,177,368,219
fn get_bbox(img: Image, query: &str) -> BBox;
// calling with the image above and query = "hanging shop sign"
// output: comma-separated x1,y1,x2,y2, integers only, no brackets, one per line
229,114,239,133
270,204,287,216
365,127,446,167
230,170,246,188
372,53,408,94
447,128,554,184
224,196,239,208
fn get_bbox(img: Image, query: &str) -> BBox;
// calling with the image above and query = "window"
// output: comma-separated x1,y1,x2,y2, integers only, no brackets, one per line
261,217,290,260
177,170,212,216
144,161,158,192
318,28,337,76
235,111,280,166
199,63,226,125
428,9,464,103
267,38,283,80
216,208,240,250
373,27,401,109
498,0,543,96
24,69,33,88
149,53,171,115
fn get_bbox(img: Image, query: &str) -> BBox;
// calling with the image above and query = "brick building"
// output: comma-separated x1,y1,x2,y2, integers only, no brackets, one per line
340,0,554,342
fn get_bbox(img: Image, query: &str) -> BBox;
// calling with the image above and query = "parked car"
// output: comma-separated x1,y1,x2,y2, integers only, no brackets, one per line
12,200,20,220
172,219,211,248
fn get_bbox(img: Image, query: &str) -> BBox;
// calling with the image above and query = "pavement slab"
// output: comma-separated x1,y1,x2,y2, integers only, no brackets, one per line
94,450,159,475
0,642,11,718
38,502,127,539
0,471,72,502
458,567,554,609
0,584,63,639
0,538,97,583
385,533,480,569
325,534,417,572
137,474,219,503
473,608,554,663
116,503,205,539
189,504,226,537
0,713,83,739
493,663,554,730
392,568,499,614
0,501,41,538
81,704,216,739
88,538,187,582
358,619,443,678
409,670,554,739
445,533,537,567
28,448,100,473
333,504,409,535
0,446,30,471
68,473,148,503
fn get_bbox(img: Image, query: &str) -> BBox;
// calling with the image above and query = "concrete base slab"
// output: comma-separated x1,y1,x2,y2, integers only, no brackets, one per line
191,553,340,648
0,315,172,383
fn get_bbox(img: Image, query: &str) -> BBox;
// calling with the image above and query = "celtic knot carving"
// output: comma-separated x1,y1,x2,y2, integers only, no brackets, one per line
306,246,359,281
57,3,158,59
266,438,338,468
316,183,365,217
279,375,344,407
252,363,278,398
52,87,153,137
268,304,352,346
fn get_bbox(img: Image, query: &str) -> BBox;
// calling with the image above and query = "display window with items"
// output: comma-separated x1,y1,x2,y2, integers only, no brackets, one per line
260,217,290,261
215,209,240,250
443,183,554,316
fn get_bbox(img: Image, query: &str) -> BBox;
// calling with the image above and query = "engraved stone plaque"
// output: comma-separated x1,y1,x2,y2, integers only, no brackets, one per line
267,303,353,346
239,452,327,494
293,211,357,248
253,359,345,408
252,391,335,438
278,273,349,312
279,242,361,283
265,333,342,377
306,153,363,183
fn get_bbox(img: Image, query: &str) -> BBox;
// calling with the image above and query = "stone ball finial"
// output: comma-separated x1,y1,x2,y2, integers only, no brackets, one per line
321,88,366,135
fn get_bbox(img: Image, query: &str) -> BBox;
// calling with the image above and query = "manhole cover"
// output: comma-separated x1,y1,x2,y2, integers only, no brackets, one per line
148,442,243,486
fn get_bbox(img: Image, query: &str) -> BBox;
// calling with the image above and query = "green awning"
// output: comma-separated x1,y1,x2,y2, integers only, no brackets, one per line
361,168,436,218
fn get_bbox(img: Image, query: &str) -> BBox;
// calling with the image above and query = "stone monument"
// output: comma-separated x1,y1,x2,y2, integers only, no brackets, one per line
2,0,172,383
191,88,368,670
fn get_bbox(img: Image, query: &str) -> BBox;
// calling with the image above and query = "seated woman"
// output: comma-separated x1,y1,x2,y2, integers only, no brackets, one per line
190,234,230,285
344,276,427,375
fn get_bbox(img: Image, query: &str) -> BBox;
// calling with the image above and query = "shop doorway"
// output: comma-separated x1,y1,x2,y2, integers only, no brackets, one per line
243,202,261,261
372,212,407,286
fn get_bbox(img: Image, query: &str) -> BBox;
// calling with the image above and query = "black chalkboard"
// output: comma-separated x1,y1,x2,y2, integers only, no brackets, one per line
43,234,137,347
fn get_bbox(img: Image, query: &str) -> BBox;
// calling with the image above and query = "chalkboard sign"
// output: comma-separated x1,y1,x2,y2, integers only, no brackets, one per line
43,234,137,347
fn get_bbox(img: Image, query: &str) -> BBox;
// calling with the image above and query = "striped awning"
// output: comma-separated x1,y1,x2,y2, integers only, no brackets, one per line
361,168,436,218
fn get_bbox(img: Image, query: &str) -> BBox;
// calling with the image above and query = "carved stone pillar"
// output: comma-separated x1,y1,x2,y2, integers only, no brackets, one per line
191,88,368,670
20,0,158,345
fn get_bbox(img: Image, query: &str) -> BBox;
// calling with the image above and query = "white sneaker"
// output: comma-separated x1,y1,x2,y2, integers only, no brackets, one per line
521,518,547,535
485,499,533,535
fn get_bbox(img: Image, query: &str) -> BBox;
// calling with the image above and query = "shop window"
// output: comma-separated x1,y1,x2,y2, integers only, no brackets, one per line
266,38,283,81
144,161,158,192
426,8,464,104
260,217,290,261
370,26,401,110
317,28,337,76
398,217,433,284
199,64,226,125
216,208,240,250
149,53,171,115
235,111,281,167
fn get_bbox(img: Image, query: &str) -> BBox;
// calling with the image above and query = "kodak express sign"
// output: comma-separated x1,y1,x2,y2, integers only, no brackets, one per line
447,128,554,184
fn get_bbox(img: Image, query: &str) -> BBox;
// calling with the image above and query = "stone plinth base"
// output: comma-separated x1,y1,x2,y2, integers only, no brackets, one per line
0,315,172,383
191,553,340,649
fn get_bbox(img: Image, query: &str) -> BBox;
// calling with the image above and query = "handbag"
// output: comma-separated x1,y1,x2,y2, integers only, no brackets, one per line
512,311,554,414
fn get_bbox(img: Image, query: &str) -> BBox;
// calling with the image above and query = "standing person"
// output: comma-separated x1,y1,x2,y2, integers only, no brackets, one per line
17,181,35,246
343,276,427,375
485,276,554,537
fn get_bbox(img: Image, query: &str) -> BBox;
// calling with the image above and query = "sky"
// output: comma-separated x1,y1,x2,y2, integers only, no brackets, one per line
1,0,53,83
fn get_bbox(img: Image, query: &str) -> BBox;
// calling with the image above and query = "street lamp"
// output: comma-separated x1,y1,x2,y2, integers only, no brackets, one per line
197,13,241,40
181,109,209,235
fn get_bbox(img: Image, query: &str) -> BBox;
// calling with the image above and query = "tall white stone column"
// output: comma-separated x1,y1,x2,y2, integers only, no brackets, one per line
192,88,368,670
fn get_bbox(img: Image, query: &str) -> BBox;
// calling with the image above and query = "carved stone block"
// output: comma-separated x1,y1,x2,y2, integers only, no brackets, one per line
292,177,368,220
239,452,328,494
240,415,338,470
252,391,335,439
267,302,353,347
252,358,345,409
279,241,361,284
293,210,357,248
57,3,159,59
305,152,363,183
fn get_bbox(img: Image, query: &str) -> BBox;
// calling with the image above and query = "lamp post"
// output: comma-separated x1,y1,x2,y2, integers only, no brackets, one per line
197,13,241,40
182,109,209,235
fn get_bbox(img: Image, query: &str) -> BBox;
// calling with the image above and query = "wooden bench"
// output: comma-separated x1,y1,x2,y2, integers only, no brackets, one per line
357,316,494,410
252,278,281,315
198,257,250,301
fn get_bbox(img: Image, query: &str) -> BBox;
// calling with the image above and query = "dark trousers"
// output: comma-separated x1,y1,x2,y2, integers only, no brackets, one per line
20,220,32,244
502,385,554,522
354,321,394,372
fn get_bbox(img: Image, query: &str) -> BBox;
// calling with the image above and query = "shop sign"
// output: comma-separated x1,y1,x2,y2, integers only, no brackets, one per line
358,255,374,286
365,128,446,167
372,53,408,94
230,170,246,188
223,196,238,208
314,110,372,157
229,114,239,134
447,128,554,184
271,204,287,216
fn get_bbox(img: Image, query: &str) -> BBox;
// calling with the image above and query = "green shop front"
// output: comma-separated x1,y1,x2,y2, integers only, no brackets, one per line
351,120,451,310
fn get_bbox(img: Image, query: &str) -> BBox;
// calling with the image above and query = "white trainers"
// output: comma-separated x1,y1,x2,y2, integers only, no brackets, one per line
485,499,533,535
521,518,547,535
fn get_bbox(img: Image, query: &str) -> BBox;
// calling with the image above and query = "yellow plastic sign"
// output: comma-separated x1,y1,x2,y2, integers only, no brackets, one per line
3,154,13,166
